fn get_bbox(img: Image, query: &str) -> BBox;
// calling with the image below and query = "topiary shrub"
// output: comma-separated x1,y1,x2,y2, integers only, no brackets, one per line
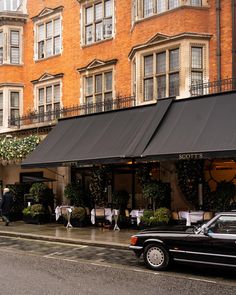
154,207,171,224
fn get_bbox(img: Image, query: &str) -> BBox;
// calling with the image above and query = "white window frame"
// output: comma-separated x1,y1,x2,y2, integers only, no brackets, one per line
34,80,62,118
132,38,209,104
0,0,20,11
34,14,62,61
0,86,23,130
0,25,23,65
81,0,115,46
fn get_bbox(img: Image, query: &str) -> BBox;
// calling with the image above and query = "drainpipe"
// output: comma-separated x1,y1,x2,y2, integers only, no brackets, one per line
232,0,236,88
216,0,221,83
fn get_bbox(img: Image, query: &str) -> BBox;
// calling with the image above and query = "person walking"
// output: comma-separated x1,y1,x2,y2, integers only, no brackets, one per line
0,188,14,226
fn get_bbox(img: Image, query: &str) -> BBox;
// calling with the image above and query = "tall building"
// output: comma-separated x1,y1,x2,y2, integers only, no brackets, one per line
0,0,235,209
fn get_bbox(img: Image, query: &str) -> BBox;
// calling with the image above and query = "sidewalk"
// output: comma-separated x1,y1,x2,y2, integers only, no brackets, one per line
0,220,139,250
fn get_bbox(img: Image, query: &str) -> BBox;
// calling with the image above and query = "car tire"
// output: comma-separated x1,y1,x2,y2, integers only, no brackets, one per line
143,243,169,271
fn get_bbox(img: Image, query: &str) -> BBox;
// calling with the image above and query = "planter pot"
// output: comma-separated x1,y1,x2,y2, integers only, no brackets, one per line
23,214,50,225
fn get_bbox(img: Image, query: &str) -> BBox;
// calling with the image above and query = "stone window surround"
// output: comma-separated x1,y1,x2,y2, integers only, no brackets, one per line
80,0,115,47
33,10,62,61
0,25,23,65
80,64,116,105
0,84,23,130
130,36,209,104
33,78,63,113
132,0,209,24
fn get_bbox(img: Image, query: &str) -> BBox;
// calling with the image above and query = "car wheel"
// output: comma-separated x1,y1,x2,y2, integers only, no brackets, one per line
143,244,169,271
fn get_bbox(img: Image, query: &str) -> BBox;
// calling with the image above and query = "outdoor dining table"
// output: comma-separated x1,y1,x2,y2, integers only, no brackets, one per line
55,205,74,228
178,210,204,226
90,208,120,230
130,209,144,225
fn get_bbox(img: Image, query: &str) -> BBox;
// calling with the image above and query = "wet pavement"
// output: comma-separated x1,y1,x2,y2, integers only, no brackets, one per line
0,220,139,249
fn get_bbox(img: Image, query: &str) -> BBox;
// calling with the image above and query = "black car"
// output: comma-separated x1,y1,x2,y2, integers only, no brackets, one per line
130,212,236,270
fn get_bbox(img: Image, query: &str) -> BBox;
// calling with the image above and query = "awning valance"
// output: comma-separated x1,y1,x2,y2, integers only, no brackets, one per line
22,98,172,168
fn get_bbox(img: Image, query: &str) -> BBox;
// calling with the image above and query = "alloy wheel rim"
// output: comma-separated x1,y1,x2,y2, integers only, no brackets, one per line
147,247,164,267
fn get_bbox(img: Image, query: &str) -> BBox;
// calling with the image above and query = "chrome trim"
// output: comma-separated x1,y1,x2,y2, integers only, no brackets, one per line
129,245,143,250
174,258,236,268
170,249,236,259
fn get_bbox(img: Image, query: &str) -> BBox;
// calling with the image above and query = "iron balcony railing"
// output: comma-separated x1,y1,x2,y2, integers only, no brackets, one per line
8,96,136,128
190,77,236,97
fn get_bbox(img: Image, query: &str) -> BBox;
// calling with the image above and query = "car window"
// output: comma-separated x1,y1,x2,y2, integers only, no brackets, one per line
208,216,236,234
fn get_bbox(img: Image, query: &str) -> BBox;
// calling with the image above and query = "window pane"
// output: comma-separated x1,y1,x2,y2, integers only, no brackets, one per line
192,47,202,69
169,49,179,71
46,22,52,38
38,24,44,41
46,38,52,56
169,0,179,9
54,36,61,54
54,19,61,36
10,31,19,46
54,84,60,102
169,73,179,96
0,0,3,10
157,0,166,13
144,78,153,101
144,0,153,17
95,22,103,41
191,0,201,6
103,18,112,38
157,52,166,73
191,72,203,84
86,6,93,24
6,0,11,10
95,75,102,93
86,77,93,95
105,0,113,17
46,104,52,113
10,47,19,64
11,92,19,107
105,72,112,91
95,2,103,20
0,110,2,126
38,41,44,59
46,86,52,103
39,88,44,105
95,94,103,112
0,48,2,64
144,55,153,76
12,0,19,10
104,92,113,111
0,31,2,46
86,96,93,114
157,76,166,98
85,25,93,44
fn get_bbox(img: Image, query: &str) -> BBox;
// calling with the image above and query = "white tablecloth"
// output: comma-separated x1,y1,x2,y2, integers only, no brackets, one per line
55,206,74,221
130,209,144,225
91,208,116,225
179,211,204,226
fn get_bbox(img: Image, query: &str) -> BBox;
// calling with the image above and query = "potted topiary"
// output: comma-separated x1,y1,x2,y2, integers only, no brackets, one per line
22,204,50,224
62,206,87,227
140,207,171,228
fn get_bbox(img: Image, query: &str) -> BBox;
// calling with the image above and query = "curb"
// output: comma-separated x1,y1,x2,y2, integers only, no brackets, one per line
0,231,129,250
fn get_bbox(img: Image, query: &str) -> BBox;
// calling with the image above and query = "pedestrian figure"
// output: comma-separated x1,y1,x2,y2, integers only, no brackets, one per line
0,188,13,226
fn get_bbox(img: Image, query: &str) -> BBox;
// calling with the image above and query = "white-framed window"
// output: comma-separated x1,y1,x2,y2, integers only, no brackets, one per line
0,0,20,11
143,48,179,101
10,30,20,64
83,0,114,45
133,0,204,21
84,71,113,113
0,26,22,65
36,18,61,60
191,46,203,85
10,91,20,126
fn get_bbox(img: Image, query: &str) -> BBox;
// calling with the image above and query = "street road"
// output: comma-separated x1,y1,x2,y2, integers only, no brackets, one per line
0,237,235,295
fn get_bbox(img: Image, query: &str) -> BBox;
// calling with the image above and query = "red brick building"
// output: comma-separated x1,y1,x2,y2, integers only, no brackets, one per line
0,0,235,209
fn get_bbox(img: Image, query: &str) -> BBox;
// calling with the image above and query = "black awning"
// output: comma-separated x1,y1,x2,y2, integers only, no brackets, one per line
22,99,172,168
142,92,236,160
22,176,56,183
